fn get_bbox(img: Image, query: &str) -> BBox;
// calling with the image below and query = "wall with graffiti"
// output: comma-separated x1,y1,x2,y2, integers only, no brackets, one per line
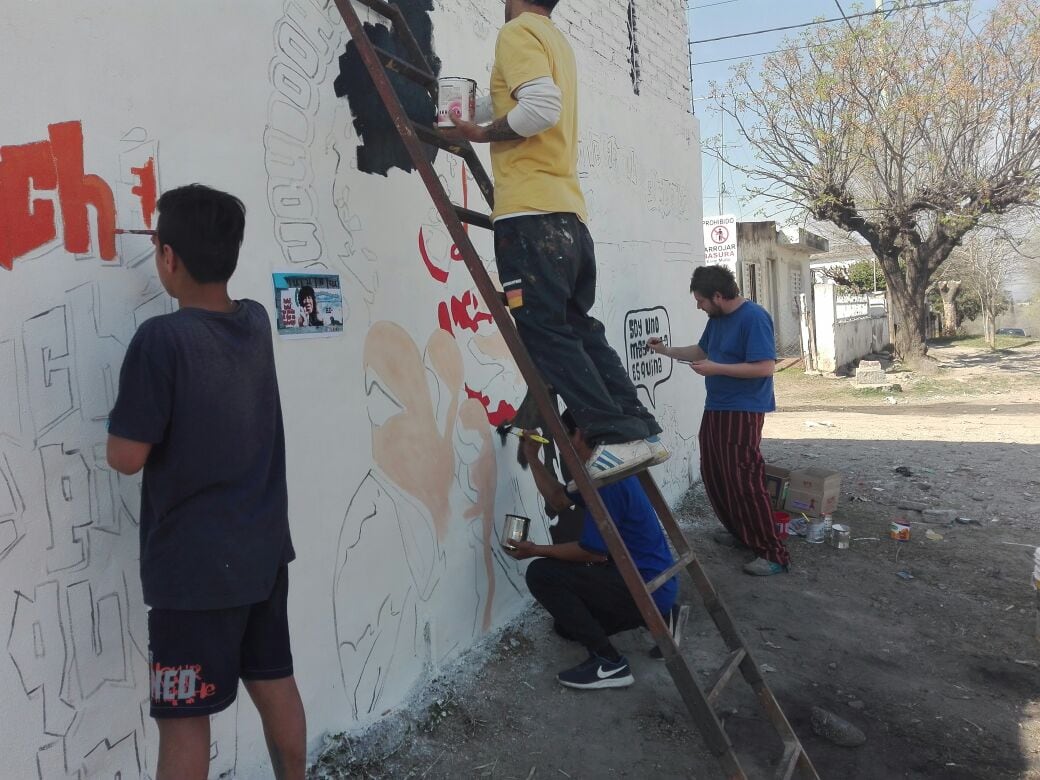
0,1,702,776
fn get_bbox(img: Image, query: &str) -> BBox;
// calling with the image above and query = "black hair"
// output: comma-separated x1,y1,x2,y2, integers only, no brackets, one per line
296,285,323,327
529,0,560,10
155,184,245,284
297,285,316,306
690,264,740,300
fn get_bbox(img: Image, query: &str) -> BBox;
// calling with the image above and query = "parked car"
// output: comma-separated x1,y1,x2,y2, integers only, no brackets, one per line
996,327,1027,337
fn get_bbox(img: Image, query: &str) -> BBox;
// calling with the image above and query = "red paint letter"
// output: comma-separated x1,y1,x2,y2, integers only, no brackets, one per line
0,140,58,270
48,121,116,261
131,157,157,228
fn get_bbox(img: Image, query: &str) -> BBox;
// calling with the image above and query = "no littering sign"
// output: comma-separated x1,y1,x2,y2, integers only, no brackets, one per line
703,214,737,271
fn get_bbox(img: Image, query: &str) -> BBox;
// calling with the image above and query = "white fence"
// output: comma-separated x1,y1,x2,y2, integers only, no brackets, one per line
836,294,870,320
803,285,890,372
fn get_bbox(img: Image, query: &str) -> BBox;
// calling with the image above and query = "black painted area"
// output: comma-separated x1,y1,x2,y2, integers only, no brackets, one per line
334,0,442,176
627,0,641,96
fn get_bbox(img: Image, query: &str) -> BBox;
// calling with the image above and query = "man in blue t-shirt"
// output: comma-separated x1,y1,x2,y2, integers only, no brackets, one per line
506,410,686,690
107,185,305,778
648,264,790,576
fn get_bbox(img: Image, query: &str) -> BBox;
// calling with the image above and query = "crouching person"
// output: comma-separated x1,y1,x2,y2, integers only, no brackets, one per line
506,410,687,690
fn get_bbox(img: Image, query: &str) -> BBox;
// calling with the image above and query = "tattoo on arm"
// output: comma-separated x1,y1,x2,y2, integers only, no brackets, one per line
483,115,523,142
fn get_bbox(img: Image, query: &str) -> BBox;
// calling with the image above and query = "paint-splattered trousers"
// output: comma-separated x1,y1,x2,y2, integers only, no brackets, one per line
493,213,661,447
699,410,790,566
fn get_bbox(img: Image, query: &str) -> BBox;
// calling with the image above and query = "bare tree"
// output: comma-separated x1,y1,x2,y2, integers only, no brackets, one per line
714,0,1040,362
943,230,1022,346
934,280,963,337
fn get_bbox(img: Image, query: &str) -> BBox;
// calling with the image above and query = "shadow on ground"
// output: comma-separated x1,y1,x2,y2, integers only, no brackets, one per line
311,438,1040,779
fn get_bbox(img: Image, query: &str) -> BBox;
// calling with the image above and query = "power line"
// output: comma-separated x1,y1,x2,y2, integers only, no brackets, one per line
689,0,960,46
693,42,816,66
690,0,740,8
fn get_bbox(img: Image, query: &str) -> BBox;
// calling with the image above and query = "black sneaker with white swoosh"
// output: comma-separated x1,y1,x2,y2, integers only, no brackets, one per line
556,654,635,690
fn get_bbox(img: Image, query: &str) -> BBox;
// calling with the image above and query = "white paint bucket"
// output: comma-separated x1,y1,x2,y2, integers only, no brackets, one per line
436,77,477,128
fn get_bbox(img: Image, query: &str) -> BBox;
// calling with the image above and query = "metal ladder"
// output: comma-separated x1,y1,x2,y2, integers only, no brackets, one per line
330,2,818,777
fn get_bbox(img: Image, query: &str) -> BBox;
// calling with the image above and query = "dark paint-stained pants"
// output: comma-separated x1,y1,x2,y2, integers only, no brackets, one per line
494,213,660,447
699,410,791,566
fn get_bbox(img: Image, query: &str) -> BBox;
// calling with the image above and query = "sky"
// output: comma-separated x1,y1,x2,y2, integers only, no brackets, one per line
686,0,1002,224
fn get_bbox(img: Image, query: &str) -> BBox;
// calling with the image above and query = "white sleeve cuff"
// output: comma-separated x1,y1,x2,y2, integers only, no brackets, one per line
506,76,562,138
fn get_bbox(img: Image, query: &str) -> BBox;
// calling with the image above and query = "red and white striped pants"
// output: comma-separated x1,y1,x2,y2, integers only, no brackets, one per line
699,410,790,566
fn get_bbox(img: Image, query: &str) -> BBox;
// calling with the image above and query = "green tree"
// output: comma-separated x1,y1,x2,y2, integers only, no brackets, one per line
821,259,887,293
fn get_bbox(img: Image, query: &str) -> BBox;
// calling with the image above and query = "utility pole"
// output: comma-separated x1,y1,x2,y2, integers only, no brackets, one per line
718,95,727,214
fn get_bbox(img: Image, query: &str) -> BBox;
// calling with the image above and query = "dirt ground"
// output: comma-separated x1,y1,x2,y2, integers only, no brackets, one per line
310,339,1040,780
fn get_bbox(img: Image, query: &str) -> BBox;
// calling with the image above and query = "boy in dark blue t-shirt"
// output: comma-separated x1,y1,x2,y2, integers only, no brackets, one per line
648,264,790,576
107,185,304,779
506,411,686,690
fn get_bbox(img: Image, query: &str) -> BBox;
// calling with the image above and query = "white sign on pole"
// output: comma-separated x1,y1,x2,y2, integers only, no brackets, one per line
703,214,738,272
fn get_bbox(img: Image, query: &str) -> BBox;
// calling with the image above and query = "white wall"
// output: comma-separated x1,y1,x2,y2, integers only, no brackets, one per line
0,1,704,777
812,284,889,372
775,257,809,357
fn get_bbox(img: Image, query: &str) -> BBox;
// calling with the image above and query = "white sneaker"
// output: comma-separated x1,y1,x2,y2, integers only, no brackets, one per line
566,440,654,492
646,435,671,465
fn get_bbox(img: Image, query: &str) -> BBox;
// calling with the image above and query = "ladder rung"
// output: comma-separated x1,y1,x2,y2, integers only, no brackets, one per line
454,206,493,230
646,551,694,593
775,740,801,780
413,122,472,156
411,123,496,209
707,648,746,706
371,45,436,90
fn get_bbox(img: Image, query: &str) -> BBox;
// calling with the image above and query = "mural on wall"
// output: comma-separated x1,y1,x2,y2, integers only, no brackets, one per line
624,306,673,409
0,118,244,777
0,0,700,774
263,0,532,720
0,121,160,271
333,318,528,717
333,0,440,176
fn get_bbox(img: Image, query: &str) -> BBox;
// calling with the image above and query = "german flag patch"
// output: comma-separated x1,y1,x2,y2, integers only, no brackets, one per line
504,279,524,310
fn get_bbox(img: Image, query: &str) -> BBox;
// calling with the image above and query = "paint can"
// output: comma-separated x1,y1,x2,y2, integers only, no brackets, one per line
436,77,477,128
889,522,911,541
806,519,827,544
830,524,851,550
502,514,531,550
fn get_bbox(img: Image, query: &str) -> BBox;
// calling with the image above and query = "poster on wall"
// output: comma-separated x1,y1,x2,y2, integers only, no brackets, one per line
703,214,738,273
272,271,344,339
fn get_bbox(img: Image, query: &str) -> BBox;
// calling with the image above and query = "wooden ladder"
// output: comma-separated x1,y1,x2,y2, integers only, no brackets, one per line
331,2,818,777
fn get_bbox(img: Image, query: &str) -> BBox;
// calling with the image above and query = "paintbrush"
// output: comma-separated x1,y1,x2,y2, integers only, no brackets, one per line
114,229,156,235
506,428,550,445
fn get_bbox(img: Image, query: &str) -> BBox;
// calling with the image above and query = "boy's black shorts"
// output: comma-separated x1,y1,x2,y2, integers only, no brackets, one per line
148,565,293,719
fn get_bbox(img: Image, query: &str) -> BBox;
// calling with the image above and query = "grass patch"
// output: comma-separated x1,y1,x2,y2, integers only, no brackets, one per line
852,386,892,396
933,335,1038,351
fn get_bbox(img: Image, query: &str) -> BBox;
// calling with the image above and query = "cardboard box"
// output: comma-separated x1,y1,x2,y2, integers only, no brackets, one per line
784,467,842,517
764,465,791,511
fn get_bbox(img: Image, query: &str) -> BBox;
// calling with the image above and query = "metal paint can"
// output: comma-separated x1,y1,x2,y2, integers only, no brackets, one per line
502,514,531,549
436,77,477,128
830,524,851,550
806,519,827,544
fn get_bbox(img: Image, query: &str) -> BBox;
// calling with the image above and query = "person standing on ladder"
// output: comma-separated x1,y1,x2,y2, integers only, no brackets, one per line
648,265,791,576
444,0,668,481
